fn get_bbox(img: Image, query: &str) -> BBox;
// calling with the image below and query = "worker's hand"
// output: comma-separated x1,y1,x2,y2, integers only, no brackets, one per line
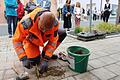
39,60,48,74
22,59,33,69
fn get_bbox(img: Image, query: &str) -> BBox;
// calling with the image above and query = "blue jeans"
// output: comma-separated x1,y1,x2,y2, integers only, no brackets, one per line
7,16,17,35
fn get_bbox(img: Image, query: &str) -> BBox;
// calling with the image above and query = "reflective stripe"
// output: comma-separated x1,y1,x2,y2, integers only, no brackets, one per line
47,48,54,53
16,48,24,56
14,42,23,48
49,42,56,47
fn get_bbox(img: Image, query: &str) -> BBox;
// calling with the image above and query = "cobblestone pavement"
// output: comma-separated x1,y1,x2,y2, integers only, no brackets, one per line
1,34,120,80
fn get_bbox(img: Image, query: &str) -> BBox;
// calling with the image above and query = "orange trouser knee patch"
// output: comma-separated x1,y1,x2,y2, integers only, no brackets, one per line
24,41,40,59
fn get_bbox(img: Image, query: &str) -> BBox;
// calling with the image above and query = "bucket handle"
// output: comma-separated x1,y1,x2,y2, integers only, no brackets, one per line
75,56,87,64
65,56,87,65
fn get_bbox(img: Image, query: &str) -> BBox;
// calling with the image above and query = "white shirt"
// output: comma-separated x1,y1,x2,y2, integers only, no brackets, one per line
43,1,46,7
74,7,81,18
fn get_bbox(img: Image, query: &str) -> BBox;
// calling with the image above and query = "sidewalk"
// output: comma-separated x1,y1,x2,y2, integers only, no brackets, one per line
0,34,120,80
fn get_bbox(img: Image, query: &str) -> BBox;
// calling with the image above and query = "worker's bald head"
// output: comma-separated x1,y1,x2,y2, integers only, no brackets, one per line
38,12,56,32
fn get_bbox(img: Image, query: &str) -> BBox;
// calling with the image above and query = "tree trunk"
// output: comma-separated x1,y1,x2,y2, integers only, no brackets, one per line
116,0,120,24
50,0,57,18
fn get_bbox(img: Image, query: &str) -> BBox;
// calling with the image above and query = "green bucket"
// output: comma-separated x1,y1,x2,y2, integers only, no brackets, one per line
67,46,90,73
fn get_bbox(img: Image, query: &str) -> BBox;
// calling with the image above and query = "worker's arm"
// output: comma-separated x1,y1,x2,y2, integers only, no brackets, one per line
43,21,60,60
12,22,28,60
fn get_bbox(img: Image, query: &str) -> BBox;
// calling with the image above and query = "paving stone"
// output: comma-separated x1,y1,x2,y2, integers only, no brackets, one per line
109,54,120,61
104,64,120,75
63,67,78,78
61,78,67,80
63,36,80,43
74,72,100,80
90,67,116,80
116,62,120,66
38,76,59,80
61,77,75,80
87,65,94,71
0,70,4,80
88,59,106,68
112,76,120,80
12,61,26,74
6,78,16,80
93,51,109,58
3,69,17,79
98,56,117,65
103,49,120,55
89,53,100,60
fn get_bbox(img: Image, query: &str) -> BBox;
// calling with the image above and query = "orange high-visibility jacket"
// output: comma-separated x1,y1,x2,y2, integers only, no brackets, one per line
13,8,59,60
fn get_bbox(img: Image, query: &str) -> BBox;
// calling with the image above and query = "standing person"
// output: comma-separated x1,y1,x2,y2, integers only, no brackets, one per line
103,0,111,22
74,2,81,27
17,0,24,21
101,10,104,20
82,8,85,14
62,0,73,31
4,0,18,38
25,0,36,14
12,7,67,73
39,0,51,10
93,7,97,21
87,9,90,20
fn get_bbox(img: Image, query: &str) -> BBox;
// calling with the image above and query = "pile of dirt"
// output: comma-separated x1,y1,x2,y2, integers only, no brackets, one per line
74,50,83,54
39,66,66,78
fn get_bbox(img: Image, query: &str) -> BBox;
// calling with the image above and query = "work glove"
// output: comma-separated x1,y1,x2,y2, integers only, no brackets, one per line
42,51,58,60
20,56,33,69
22,59,33,69
39,60,48,74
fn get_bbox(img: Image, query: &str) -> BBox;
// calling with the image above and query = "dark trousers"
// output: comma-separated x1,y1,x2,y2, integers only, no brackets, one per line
7,16,17,35
93,14,97,21
103,11,110,22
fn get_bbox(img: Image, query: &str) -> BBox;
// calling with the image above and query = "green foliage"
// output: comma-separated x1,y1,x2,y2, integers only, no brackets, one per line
82,27,90,32
74,23,120,34
96,22,117,33
74,27,83,34
116,24,120,32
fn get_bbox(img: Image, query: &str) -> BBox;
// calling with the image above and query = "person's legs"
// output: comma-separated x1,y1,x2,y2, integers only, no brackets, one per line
7,16,12,37
95,14,97,21
76,18,80,27
93,14,95,20
103,14,106,22
57,29,67,47
106,12,110,22
13,16,17,35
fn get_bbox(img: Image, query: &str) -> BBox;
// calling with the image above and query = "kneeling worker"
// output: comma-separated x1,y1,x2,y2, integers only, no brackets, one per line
12,7,67,73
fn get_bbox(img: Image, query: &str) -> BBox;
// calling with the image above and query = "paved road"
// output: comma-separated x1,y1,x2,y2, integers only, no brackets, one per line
0,24,8,36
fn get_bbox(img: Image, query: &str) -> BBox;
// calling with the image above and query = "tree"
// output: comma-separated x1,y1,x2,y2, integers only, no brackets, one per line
116,0,120,24
50,0,57,18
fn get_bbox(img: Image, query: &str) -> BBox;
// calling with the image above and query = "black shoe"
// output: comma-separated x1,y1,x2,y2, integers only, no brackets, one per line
9,35,12,38
67,29,70,31
51,54,58,60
